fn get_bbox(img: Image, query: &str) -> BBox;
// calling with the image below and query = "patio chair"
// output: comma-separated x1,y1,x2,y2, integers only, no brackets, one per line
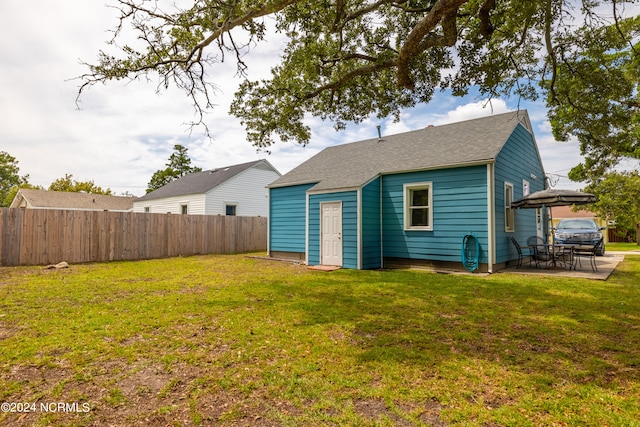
526,236,551,269
552,245,574,270
573,237,603,272
509,237,524,268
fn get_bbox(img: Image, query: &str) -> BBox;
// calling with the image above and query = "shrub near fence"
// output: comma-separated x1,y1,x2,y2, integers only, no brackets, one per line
0,208,267,266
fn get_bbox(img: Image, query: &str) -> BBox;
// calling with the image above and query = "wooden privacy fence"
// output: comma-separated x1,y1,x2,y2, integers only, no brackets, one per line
0,208,267,266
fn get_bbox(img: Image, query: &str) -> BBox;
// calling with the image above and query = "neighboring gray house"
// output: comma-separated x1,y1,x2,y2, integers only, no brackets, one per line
133,159,281,216
10,189,135,212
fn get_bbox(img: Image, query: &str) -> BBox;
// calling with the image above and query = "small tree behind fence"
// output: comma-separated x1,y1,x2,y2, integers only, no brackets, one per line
0,208,267,266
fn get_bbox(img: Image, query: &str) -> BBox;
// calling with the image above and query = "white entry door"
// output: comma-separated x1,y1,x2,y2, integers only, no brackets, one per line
321,202,342,266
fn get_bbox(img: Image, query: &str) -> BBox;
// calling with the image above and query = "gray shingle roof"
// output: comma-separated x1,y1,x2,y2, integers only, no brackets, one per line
137,159,270,201
11,189,135,211
270,111,533,192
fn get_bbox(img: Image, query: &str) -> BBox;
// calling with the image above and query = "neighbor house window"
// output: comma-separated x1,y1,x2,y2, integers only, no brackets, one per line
505,182,515,232
144,206,150,213
225,204,237,216
404,182,433,230
181,204,188,214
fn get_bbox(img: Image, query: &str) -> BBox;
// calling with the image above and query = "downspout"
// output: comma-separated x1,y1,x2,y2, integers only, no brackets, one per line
267,188,271,257
487,163,495,273
380,175,384,269
357,188,362,269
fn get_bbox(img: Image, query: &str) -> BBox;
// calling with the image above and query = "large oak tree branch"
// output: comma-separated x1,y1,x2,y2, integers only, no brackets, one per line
304,59,398,100
397,0,469,89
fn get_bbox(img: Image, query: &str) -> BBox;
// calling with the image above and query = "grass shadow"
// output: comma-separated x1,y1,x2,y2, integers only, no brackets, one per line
283,267,640,387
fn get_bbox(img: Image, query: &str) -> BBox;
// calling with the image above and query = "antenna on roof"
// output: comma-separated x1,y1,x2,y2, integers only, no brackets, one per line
377,125,383,143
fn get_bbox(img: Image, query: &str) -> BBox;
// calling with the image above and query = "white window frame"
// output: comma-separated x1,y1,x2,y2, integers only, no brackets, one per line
504,182,515,232
180,204,188,215
404,182,433,231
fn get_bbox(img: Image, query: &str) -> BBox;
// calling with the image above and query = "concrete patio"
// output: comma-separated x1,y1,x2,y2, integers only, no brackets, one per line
499,252,630,280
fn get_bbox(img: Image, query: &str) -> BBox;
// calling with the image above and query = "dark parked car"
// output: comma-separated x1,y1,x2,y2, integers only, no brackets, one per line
553,218,605,255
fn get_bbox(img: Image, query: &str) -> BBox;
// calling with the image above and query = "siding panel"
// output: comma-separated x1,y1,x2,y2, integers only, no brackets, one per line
205,166,279,216
361,177,382,269
133,164,279,216
269,184,315,254
494,125,546,264
133,194,206,215
382,166,489,265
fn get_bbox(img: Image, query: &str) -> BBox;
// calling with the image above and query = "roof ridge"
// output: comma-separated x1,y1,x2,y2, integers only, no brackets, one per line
325,110,524,148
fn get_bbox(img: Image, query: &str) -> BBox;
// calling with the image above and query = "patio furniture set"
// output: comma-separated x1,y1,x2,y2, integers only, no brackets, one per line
510,236,603,272
510,187,601,272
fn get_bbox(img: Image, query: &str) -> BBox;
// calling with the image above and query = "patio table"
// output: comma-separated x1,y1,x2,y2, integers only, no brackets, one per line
530,244,573,270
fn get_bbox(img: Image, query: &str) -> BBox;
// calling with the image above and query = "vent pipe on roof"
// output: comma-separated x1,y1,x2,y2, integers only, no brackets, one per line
377,125,383,143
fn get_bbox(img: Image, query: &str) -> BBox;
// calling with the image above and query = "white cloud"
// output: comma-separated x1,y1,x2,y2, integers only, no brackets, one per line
430,98,509,124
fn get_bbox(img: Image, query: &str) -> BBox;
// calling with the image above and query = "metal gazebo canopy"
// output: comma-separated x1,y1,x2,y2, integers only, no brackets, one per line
511,189,596,209
511,189,597,241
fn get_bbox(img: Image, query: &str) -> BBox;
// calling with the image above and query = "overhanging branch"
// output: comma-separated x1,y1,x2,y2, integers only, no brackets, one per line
397,0,468,89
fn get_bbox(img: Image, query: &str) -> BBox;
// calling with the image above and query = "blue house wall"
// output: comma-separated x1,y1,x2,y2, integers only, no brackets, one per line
381,165,489,265
269,122,546,271
308,191,359,269
494,125,546,265
361,177,382,269
269,183,315,254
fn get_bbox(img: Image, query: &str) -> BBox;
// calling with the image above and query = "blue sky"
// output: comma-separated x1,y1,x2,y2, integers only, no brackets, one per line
0,0,587,196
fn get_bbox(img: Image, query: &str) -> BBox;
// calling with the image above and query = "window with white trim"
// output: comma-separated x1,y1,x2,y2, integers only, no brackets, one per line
404,182,433,230
504,182,515,232
181,204,188,214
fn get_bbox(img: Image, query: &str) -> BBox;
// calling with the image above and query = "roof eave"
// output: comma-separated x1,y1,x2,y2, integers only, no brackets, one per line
287,160,496,194
306,186,363,195
135,191,202,202
268,180,320,189
379,159,496,177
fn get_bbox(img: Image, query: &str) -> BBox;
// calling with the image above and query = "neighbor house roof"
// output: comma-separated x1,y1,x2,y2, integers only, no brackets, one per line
269,111,536,192
136,159,279,202
10,189,136,211
551,205,597,219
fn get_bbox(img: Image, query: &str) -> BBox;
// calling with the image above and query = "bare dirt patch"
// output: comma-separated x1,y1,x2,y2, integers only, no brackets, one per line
2,359,271,426
354,397,414,426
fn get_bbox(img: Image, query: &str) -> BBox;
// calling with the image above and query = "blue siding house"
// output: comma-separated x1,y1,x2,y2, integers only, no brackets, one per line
268,111,546,272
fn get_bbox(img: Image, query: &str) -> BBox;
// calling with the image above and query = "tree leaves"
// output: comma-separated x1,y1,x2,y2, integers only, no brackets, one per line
48,174,113,195
146,144,202,193
585,171,640,244
546,15,640,183
80,0,640,177
0,151,30,207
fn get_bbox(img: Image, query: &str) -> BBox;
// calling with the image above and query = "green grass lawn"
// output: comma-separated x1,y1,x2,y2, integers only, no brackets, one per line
1,254,639,426
607,242,640,252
